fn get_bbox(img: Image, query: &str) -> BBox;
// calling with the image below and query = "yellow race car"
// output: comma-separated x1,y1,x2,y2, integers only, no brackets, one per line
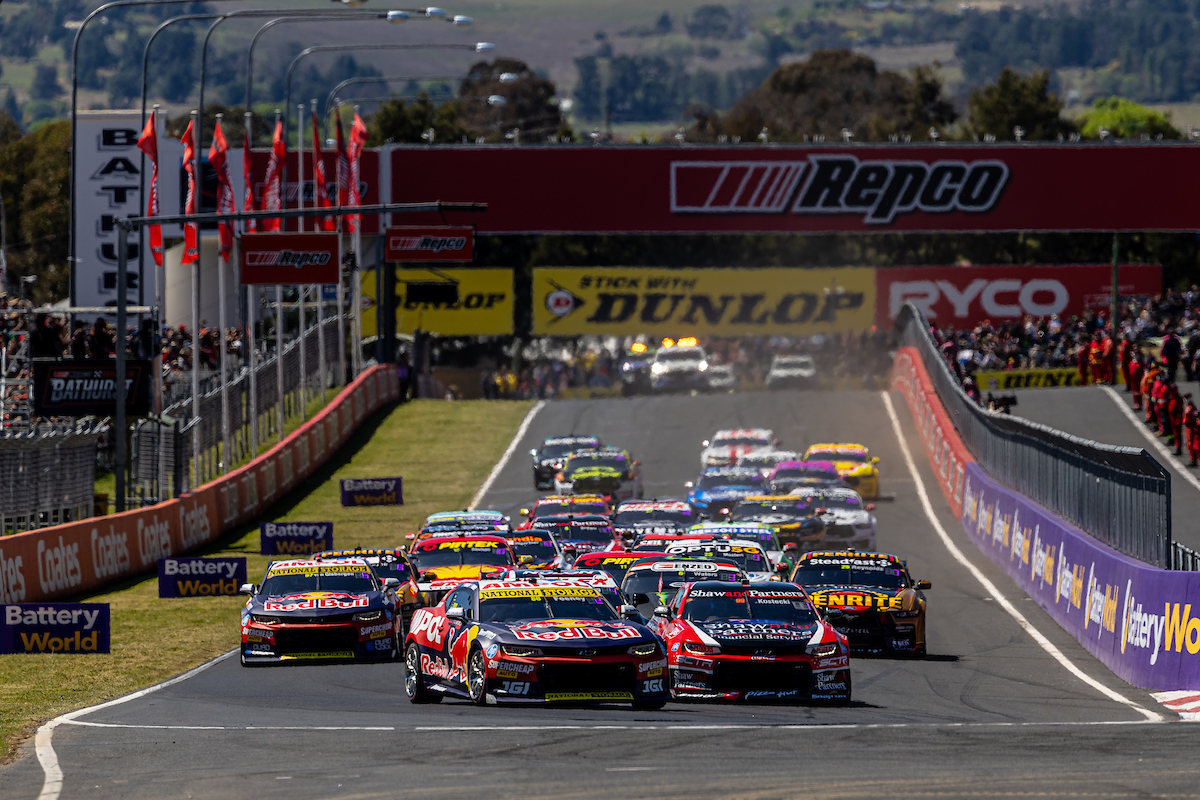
803,443,880,499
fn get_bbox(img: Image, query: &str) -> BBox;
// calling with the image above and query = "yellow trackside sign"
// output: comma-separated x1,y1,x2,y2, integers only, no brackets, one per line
532,267,876,336
362,267,513,336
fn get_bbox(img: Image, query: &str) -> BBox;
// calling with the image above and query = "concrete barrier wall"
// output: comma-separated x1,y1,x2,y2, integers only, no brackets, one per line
0,366,399,604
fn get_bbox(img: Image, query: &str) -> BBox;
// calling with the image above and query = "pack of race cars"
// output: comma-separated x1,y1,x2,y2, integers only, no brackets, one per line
238,427,927,711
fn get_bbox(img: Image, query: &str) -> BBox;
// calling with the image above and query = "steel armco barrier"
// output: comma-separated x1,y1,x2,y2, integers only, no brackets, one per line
894,302,1172,568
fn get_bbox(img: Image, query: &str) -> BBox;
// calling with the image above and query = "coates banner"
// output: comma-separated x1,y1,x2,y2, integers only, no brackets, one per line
390,145,1200,234
249,148,381,234
532,267,875,336
241,232,339,285
962,462,1200,690
385,226,474,262
876,264,1163,329
364,267,512,336
260,522,334,556
158,556,247,598
32,359,153,417
341,478,403,506
1,603,110,654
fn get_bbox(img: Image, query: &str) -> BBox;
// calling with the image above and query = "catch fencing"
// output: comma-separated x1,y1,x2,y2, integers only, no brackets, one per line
894,302,1172,568
0,423,102,534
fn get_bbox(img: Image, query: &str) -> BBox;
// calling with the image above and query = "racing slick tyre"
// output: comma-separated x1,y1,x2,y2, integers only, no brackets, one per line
466,647,488,706
405,644,442,704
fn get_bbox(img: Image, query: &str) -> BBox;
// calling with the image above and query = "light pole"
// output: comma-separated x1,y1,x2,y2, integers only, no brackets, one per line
322,71,516,139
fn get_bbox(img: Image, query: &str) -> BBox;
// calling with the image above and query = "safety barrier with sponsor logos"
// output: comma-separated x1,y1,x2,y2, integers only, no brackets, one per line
889,346,974,518
961,463,1200,690
0,366,399,604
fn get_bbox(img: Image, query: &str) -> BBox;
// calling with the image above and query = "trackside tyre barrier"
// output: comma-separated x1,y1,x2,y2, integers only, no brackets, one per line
0,366,400,604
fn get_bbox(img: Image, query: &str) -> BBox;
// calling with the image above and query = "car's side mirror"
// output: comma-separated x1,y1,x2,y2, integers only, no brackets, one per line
446,607,467,622
774,438,782,447
619,604,639,619
783,543,799,553
382,577,401,589
684,481,695,489
653,606,671,617
631,593,651,605
530,449,538,456
866,503,876,511
701,440,710,448
633,459,642,467
518,555,535,565
916,580,931,590
775,562,788,574
238,583,255,595
872,457,880,464
519,508,529,516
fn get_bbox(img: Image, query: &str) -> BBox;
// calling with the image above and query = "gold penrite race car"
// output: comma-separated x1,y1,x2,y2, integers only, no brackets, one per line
789,551,930,657
802,443,881,499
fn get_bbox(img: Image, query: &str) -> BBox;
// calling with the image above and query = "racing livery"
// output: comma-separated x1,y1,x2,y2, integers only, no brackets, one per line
729,496,827,551
789,487,877,551
313,548,421,633
661,539,777,583
687,466,768,516
790,551,930,657
572,551,662,585
620,557,744,617
506,528,565,569
687,522,784,565
767,461,846,494
409,535,517,604
700,428,775,468
803,444,881,499
738,450,802,478
554,448,644,502
403,577,670,708
651,581,850,703
517,495,612,530
530,514,623,557
532,436,602,490
612,499,697,543
239,557,403,665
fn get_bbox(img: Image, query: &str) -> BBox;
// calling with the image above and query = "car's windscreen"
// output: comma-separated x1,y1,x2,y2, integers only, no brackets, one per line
411,542,512,569
683,591,819,625
665,545,770,573
533,501,608,517
697,472,763,489
541,522,614,543
478,590,617,623
713,437,769,448
540,442,595,459
775,466,837,479
507,534,557,560
565,455,627,475
774,358,813,369
260,566,377,596
622,567,739,596
792,564,908,590
365,555,411,582
657,349,703,362
802,495,864,511
811,450,868,463
730,502,810,522
614,508,693,526
706,530,781,550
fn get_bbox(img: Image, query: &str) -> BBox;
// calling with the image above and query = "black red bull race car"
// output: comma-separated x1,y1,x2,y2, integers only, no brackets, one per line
239,557,404,665
408,534,517,605
403,576,670,709
649,580,851,704
313,548,421,634
790,551,930,657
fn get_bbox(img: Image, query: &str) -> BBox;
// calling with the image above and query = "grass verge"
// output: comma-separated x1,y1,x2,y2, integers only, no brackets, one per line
0,398,533,763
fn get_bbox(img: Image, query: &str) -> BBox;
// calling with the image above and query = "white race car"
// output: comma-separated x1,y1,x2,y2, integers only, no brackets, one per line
788,486,877,551
737,449,802,478
700,428,776,469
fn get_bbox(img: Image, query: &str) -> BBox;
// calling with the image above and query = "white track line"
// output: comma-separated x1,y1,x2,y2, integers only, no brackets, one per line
416,720,1163,732
62,721,394,731
1101,385,1200,494
34,649,236,800
469,400,545,510
880,391,1162,723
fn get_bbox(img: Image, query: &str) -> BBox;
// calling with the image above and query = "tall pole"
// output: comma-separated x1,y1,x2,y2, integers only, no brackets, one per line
335,145,347,388
312,98,327,400
352,104,363,378
297,103,308,420
277,284,285,441
190,109,202,487
245,109,258,457
115,221,129,513
216,114,230,472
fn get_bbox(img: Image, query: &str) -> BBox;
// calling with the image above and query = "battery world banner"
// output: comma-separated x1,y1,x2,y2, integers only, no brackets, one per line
260,522,334,556
390,145,1200,234
385,226,474,262
532,267,875,336
875,264,1163,329
32,359,153,417
364,268,513,335
341,478,403,506
241,232,339,285
158,557,247,598
2,603,110,654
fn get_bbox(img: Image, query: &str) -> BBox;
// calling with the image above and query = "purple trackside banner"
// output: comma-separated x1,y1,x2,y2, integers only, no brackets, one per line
961,462,1200,690
340,478,403,507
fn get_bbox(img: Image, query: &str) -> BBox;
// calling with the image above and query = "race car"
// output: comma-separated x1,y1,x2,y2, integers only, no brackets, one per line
313,548,421,634
737,450,802,478
501,567,628,611
516,495,612,530
620,342,655,397
729,496,827,552
417,510,511,538
408,534,517,605
789,487,877,551
531,435,602,490
554,448,643,502
803,444,881,499
403,577,670,709
630,532,715,553
506,528,565,569
790,551,930,657
530,514,623,557
620,557,744,617
660,539,777,583
612,499,697,544
686,522,784,565
700,428,776,469
767,461,846,494
572,551,663,585
650,341,710,392
765,354,817,390
239,557,403,666
649,581,850,704
686,466,768,517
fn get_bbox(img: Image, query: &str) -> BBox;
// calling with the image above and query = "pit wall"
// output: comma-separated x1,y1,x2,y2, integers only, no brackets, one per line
0,366,399,604
891,346,1200,690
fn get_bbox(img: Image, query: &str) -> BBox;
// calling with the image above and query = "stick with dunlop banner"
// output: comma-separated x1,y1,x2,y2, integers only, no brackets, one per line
158,557,247,598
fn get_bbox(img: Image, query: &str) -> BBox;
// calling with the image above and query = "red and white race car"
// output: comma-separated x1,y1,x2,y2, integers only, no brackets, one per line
700,428,777,469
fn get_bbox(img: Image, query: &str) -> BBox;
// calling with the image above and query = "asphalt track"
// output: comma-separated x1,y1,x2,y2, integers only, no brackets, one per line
5,389,1199,800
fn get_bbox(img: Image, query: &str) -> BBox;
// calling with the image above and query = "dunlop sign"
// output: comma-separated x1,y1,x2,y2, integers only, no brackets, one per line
532,267,876,336
364,268,513,335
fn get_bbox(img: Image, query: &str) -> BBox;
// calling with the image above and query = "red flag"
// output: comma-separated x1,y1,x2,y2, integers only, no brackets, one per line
261,117,286,232
180,120,198,265
242,126,256,233
311,110,334,232
348,112,369,232
136,110,163,267
208,119,237,262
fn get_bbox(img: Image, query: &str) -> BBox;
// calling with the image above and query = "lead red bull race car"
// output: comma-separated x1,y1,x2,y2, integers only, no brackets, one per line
649,580,851,704
404,576,670,708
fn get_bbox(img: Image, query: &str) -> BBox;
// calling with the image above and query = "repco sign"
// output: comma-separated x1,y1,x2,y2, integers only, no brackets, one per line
385,226,474,262
240,232,339,285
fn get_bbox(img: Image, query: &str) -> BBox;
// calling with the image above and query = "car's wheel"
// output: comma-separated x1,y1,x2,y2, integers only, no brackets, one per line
239,646,248,667
466,647,488,706
389,634,402,661
405,643,441,704
632,698,667,711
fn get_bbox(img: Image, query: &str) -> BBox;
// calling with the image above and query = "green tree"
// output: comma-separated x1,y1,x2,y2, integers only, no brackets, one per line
3,91,20,131
458,59,571,142
966,67,1075,140
31,65,64,101
1078,97,1180,140
366,94,468,145
0,120,71,302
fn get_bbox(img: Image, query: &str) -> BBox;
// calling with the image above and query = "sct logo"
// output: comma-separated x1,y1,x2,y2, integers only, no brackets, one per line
671,157,1009,224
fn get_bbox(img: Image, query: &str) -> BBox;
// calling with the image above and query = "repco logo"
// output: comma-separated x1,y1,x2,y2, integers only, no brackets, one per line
245,250,331,267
